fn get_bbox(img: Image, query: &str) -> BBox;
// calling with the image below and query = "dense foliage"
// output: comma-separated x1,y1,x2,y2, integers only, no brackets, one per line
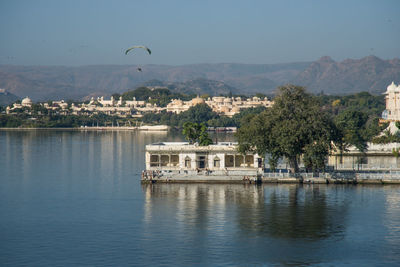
140,103,218,127
120,87,195,107
317,92,385,117
182,122,213,146
237,85,338,172
236,88,388,172
140,104,266,128
317,92,387,149
0,113,136,128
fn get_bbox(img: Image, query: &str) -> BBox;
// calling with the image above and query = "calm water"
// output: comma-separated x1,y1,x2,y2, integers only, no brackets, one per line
1,130,400,266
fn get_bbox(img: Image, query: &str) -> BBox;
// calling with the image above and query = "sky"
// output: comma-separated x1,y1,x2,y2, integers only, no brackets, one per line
0,0,399,66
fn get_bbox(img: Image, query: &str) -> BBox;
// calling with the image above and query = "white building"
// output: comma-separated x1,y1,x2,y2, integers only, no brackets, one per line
145,142,263,174
6,96,33,113
382,81,400,121
328,142,400,171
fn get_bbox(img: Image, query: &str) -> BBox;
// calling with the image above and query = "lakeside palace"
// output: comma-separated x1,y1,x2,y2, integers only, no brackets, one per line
142,82,400,184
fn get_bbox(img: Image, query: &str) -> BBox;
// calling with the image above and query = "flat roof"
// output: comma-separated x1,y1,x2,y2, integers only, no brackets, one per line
146,141,244,153
149,142,238,146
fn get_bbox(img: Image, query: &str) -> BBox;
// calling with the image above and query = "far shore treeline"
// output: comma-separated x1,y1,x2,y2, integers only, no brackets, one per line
0,85,386,139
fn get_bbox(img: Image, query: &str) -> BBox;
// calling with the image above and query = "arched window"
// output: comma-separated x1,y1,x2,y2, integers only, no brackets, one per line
184,156,191,168
213,156,220,168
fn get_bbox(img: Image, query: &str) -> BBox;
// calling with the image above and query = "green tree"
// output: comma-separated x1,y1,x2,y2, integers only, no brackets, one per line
178,103,218,126
111,93,121,99
182,122,200,144
182,122,213,146
198,123,213,146
334,109,369,152
237,84,337,173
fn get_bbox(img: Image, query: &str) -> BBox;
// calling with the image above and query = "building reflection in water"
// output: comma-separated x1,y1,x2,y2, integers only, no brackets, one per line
142,183,348,241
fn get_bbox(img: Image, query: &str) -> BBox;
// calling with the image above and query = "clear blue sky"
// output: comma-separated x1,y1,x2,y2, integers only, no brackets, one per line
0,0,399,66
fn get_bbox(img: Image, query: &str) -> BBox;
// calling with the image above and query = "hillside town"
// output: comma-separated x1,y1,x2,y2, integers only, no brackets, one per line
4,94,273,118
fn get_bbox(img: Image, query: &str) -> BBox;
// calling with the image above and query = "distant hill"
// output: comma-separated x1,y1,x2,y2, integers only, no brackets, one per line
0,56,399,101
0,89,19,106
0,62,309,101
292,56,400,94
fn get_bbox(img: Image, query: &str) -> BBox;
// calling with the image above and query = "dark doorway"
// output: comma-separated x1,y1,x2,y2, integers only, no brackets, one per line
258,158,263,168
198,156,206,169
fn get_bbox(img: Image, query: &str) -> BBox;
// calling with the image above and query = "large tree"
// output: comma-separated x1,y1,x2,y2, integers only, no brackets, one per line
236,84,338,173
182,122,213,146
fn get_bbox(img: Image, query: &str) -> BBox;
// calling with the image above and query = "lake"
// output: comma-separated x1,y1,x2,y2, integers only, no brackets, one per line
1,130,400,266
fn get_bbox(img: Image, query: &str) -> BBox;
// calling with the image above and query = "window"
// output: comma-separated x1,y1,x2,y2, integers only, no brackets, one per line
171,155,179,166
214,156,220,167
161,155,169,167
235,155,244,167
150,155,159,167
225,155,234,167
245,155,254,167
184,156,191,168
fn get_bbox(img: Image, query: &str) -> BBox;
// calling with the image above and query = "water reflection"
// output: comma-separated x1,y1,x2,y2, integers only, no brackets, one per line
383,186,400,257
142,183,348,241
241,185,348,240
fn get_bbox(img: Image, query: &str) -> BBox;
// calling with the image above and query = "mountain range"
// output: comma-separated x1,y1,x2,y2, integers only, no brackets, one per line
0,55,399,102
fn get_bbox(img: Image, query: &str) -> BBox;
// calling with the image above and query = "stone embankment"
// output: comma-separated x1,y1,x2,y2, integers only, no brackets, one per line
141,170,400,185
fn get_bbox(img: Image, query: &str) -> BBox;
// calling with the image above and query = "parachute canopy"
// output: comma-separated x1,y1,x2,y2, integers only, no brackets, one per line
125,45,151,55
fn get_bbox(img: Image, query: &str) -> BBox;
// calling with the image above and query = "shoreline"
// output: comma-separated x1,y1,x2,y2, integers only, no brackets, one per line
141,172,400,185
142,176,400,185
0,127,168,131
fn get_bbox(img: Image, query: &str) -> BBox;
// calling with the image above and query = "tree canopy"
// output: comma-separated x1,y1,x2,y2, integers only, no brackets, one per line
237,84,338,173
182,122,213,146
121,87,194,107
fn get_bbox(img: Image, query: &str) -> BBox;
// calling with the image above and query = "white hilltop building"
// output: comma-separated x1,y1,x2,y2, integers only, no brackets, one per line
381,81,400,134
21,97,32,107
6,96,33,113
382,81,400,121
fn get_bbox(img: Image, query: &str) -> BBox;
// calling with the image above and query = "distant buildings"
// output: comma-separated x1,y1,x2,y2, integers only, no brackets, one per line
70,96,163,116
5,94,273,117
6,96,33,113
167,96,273,117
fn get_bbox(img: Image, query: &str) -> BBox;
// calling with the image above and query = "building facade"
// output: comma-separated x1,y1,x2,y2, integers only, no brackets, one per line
328,142,400,171
145,142,263,173
382,81,400,121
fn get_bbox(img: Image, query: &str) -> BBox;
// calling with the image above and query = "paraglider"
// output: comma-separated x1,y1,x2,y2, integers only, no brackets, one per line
125,45,151,74
125,45,151,55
